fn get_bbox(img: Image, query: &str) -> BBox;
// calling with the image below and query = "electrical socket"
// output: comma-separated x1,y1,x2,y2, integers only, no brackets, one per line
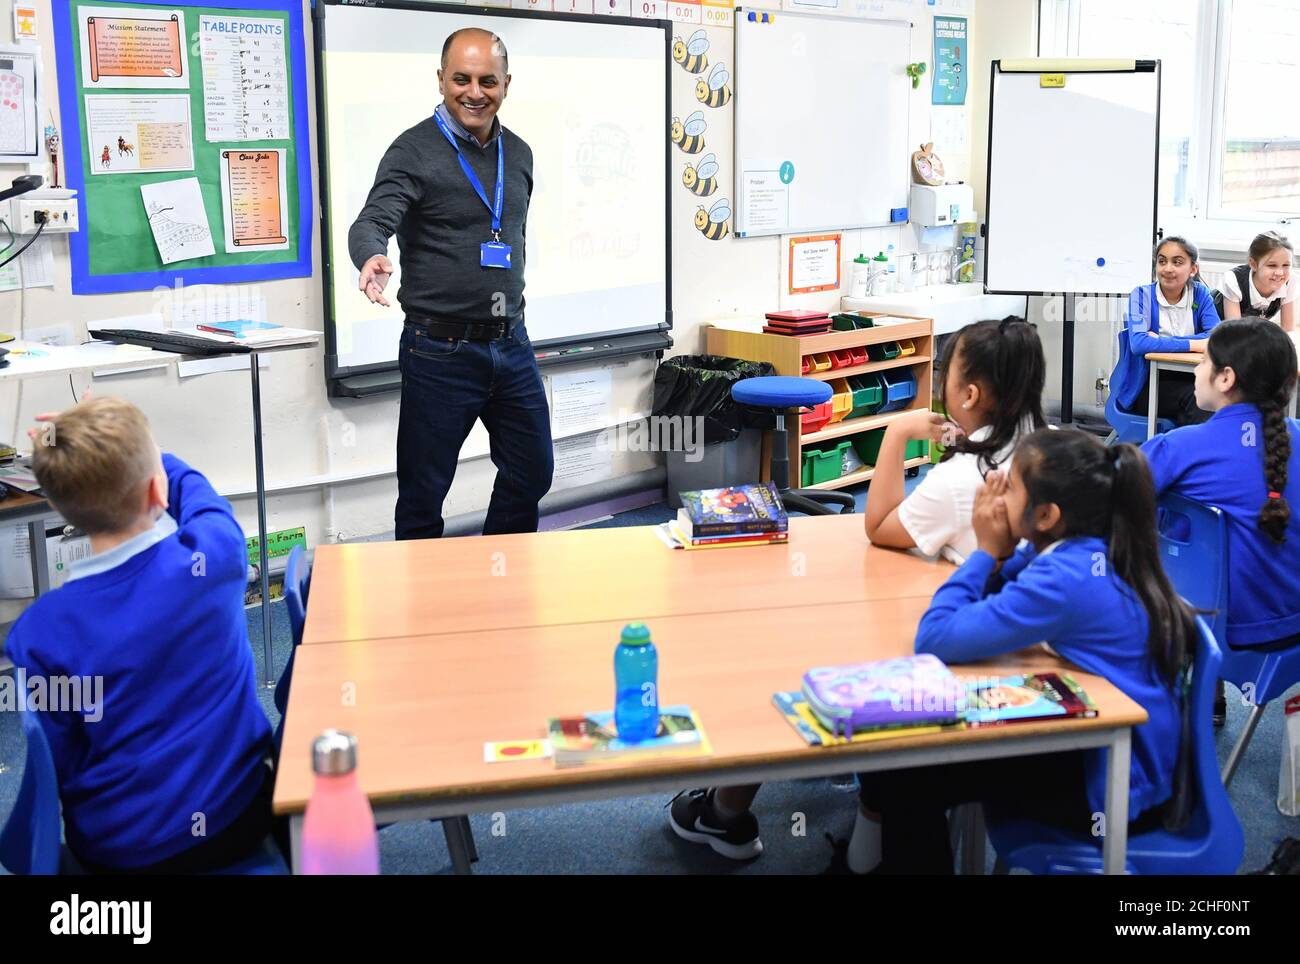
13,198,79,234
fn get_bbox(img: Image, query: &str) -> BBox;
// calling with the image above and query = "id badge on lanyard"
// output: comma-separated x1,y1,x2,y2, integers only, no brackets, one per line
435,112,511,270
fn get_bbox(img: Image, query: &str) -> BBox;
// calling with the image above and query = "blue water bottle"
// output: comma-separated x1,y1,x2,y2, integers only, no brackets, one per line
614,622,659,743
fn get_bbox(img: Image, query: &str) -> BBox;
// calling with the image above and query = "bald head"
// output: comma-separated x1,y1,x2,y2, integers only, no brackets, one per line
438,28,511,145
441,28,508,74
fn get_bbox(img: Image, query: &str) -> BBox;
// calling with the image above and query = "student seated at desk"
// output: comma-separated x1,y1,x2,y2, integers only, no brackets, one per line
1217,231,1295,332
1110,236,1219,428
865,317,1047,563
1141,319,1300,725
5,397,274,874
836,429,1190,874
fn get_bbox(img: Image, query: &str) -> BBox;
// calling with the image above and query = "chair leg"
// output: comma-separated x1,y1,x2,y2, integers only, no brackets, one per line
1221,701,1268,787
459,815,478,863
443,817,474,875
958,804,986,875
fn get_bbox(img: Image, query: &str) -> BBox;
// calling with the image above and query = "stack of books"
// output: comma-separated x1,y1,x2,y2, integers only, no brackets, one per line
661,481,789,550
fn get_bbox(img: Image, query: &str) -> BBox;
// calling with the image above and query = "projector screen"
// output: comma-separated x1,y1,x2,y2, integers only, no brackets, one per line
316,1,672,378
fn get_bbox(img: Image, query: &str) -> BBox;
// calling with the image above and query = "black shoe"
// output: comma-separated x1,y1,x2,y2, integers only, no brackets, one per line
667,789,763,860
1213,680,1227,728
1250,838,1300,875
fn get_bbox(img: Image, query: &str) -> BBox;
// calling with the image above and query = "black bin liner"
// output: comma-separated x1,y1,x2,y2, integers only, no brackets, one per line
652,355,776,445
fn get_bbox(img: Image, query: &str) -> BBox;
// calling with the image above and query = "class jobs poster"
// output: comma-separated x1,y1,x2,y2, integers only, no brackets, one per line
932,15,966,106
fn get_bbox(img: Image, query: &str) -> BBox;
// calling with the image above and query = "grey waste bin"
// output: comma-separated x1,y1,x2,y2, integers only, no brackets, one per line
664,429,762,509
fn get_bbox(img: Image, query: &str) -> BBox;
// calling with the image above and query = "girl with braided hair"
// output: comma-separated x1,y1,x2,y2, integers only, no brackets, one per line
1142,318,1300,724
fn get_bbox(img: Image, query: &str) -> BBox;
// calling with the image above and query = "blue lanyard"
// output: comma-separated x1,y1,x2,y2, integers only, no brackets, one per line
434,110,504,239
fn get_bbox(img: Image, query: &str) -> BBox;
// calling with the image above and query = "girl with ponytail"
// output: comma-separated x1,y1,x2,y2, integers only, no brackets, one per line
866,316,1047,562
840,429,1191,874
1142,319,1300,720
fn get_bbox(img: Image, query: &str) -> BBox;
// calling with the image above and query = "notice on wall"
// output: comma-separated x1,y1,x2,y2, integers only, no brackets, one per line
789,233,841,294
220,149,289,252
85,94,193,175
932,15,967,106
80,6,188,89
739,159,792,236
200,15,290,142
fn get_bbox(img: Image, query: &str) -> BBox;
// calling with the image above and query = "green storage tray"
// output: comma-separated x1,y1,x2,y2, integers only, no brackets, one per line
803,442,849,484
832,313,873,331
850,428,887,466
846,373,883,419
866,341,901,362
905,439,930,461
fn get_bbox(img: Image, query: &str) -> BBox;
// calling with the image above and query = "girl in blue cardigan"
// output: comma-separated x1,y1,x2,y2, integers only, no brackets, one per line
1142,318,1300,723
837,430,1194,874
1110,236,1220,427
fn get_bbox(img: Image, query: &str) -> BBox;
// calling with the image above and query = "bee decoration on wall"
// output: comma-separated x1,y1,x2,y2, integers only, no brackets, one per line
670,111,707,154
695,63,731,109
672,29,710,75
694,197,730,241
682,153,718,197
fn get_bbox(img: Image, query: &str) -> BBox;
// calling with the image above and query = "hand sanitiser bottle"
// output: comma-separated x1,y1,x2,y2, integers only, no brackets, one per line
614,623,659,742
301,730,380,875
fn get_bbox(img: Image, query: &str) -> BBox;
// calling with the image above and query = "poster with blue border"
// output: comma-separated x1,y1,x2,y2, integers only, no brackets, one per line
931,15,966,106
52,0,312,294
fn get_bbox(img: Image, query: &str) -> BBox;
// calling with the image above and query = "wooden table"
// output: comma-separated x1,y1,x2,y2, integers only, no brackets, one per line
1145,347,1300,439
0,488,60,597
278,517,1147,875
302,514,951,645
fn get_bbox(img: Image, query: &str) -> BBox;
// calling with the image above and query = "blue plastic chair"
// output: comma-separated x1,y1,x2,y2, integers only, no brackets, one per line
1105,333,1174,444
731,376,855,516
0,710,62,875
987,616,1244,874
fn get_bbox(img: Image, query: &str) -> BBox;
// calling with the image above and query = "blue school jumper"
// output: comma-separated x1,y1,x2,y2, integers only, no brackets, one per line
916,538,1179,818
1143,403,1300,646
6,454,271,869
1110,280,1220,413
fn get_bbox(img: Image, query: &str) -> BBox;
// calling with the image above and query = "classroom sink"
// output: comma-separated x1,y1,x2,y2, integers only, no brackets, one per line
841,285,1028,336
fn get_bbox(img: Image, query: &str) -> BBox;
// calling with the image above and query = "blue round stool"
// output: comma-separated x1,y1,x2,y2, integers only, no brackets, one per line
731,376,855,516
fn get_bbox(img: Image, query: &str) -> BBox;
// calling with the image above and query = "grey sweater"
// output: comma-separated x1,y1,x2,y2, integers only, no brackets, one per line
348,111,533,325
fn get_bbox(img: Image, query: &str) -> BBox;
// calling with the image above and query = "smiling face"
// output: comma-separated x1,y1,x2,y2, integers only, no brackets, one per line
1250,247,1292,299
1155,240,1197,301
438,30,509,144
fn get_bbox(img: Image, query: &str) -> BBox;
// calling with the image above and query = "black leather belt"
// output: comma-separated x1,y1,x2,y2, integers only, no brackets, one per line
407,315,508,342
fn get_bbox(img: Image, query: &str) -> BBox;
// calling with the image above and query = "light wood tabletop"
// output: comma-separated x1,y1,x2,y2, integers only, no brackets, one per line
274,598,1148,818
301,513,953,645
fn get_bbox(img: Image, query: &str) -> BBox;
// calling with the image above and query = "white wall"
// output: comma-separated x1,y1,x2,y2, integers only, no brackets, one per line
1,0,978,621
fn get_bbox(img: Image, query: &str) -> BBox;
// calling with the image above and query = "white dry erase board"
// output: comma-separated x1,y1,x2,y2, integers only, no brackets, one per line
315,0,670,381
732,9,911,238
984,60,1160,296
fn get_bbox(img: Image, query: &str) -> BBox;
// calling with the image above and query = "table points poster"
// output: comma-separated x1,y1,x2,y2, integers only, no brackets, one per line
84,93,193,174
79,5,188,89
199,14,290,142
220,148,289,252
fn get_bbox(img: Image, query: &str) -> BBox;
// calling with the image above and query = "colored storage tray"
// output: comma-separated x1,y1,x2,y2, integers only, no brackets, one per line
800,399,833,433
848,346,869,366
866,341,901,362
808,353,833,373
877,369,917,413
832,313,874,331
801,356,811,375
828,378,854,423
905,439,930,461
850,428,887,466
846,373,883,419
802,442,850,485
896,338,917,357
829,349,856,369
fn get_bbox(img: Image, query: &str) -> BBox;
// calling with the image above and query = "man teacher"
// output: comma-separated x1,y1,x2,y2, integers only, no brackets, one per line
349,28,553,540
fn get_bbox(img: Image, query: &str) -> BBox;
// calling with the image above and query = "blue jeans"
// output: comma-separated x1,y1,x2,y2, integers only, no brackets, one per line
396,320,553,540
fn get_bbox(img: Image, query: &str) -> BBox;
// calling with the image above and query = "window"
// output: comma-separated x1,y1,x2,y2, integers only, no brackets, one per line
1040,0,1300,240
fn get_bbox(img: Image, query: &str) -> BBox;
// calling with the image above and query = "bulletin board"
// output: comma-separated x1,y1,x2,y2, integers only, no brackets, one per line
51,0,312,294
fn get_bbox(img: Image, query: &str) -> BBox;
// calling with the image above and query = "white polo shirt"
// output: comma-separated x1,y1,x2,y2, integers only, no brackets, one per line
1156,284,1195,338
1220,269,1297,317
897,424,1019,563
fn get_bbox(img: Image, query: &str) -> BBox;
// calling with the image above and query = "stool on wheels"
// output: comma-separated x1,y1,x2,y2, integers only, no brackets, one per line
731,376,855,516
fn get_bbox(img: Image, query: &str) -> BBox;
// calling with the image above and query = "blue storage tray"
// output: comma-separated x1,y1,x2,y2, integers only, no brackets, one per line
877,369,917,413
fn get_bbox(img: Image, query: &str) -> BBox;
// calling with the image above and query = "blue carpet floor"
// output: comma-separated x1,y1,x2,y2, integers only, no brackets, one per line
3,474,1297,874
